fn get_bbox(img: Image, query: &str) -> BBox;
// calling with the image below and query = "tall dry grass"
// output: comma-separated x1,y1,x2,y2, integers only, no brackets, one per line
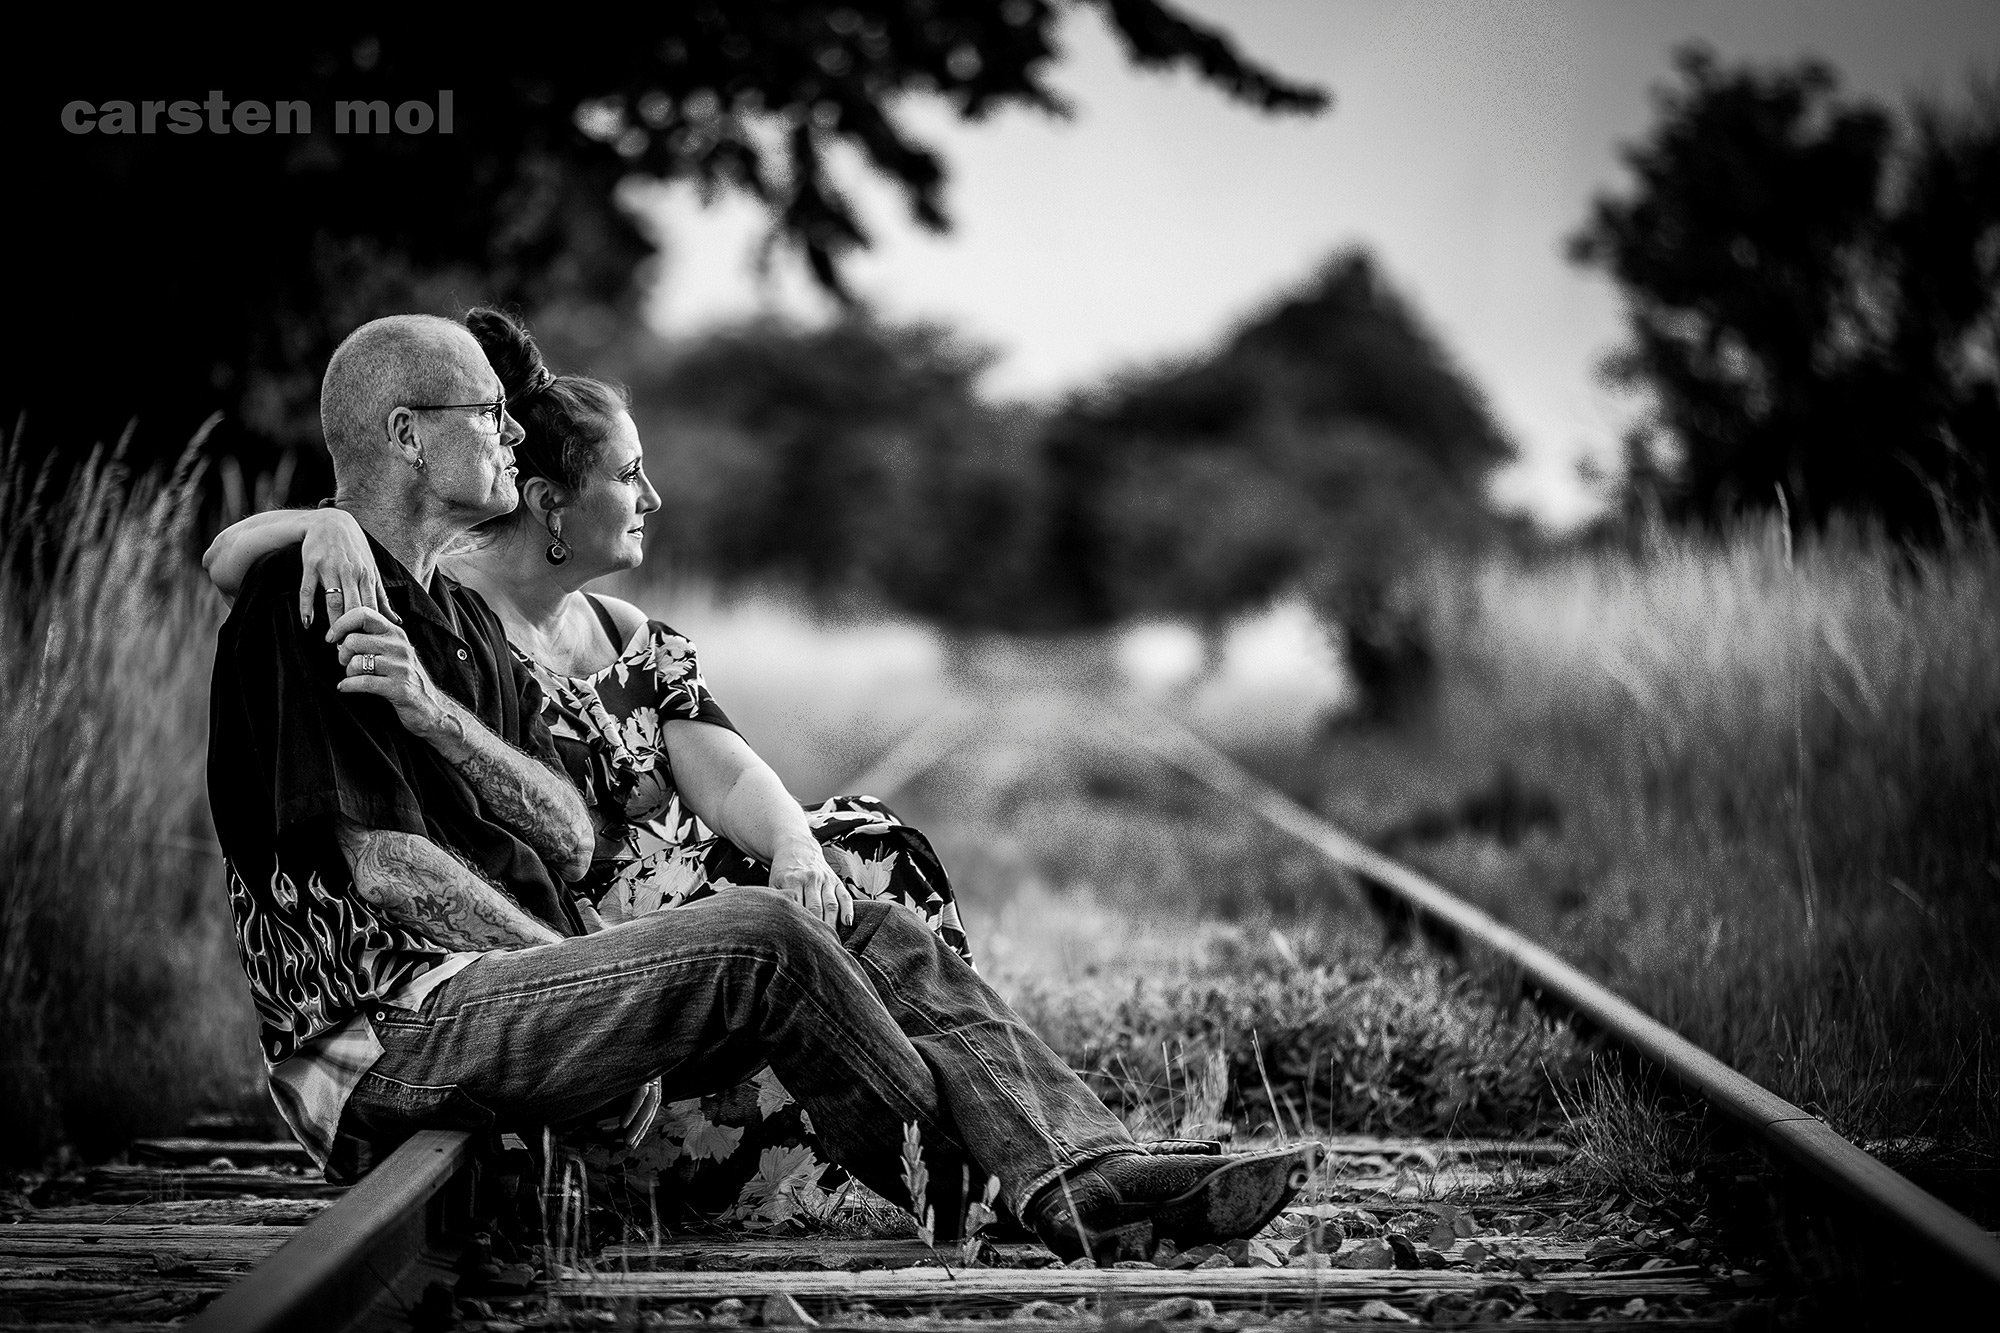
0,432,263,1160
1320,517,2000,1150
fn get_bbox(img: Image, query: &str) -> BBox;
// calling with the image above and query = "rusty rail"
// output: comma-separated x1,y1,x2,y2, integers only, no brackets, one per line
1101,701,2000,1294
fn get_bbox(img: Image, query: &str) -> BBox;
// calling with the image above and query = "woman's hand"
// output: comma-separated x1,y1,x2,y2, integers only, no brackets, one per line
302,508,394,629
331,606,453,737
769,838,853,929
621,1077,664,1149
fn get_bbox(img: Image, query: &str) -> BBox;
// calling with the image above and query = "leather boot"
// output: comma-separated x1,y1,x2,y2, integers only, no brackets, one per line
1027,1143,1322,1264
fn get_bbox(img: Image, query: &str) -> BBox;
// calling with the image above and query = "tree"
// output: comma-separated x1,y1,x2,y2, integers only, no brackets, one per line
1572,47,2000,535
1,5,1325,486
1037,251,1514,629
636,316,1047,626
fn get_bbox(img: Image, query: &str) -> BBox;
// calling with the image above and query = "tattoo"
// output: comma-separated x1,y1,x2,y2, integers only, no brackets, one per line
428,701,591,880
338,824,564,950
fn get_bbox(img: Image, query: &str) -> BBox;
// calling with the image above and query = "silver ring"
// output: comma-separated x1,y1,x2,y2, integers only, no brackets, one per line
326,588,344,601
358,653,376,675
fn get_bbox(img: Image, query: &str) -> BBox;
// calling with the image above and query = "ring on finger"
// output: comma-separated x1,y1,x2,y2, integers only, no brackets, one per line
357,653,377,675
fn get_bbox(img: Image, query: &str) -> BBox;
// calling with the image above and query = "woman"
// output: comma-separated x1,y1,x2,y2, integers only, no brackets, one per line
205,308,971,1223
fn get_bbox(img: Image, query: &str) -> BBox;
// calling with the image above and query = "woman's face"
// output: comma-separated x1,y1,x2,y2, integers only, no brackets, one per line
558,412,661,576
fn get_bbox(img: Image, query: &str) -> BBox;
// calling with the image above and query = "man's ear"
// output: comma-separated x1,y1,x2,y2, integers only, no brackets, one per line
383,406,424,470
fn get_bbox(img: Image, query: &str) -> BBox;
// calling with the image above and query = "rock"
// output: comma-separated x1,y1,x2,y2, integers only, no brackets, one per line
758,1292,819,1326
1287,1252,1332,1268
1196,1253,1232,1270
1384,1232,1421,1270
1288,1220,1341,1255
1131,1297,1216,1321
1172,1244,1223,1270
1334,1239,1395,1270
1354,1299,1416,1323
1243,1239,1285,1268
1151,1240,1181,1268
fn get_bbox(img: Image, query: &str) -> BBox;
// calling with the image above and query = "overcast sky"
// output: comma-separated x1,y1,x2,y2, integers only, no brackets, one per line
635,0,2000,528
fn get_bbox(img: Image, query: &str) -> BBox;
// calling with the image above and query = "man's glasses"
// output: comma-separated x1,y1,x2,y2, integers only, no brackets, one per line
406,397,508,433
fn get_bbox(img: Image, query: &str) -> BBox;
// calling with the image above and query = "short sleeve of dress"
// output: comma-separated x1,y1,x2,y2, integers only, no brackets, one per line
642,623,736,733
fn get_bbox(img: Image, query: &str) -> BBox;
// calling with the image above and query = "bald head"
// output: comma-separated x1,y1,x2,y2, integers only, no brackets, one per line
320,315,494,478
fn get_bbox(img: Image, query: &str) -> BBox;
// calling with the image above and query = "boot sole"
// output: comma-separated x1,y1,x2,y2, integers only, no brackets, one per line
1079,1144,1322,1263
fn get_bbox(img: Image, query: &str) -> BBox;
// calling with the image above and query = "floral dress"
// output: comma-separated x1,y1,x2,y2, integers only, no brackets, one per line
530,596,970,1226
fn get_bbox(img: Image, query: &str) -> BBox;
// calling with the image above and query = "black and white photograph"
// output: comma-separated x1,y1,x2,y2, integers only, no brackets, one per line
1,4,1997,1329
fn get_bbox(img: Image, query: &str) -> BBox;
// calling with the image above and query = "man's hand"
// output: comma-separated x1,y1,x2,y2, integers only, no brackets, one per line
330,606,451,736
768,838,853,929
328,606,592,881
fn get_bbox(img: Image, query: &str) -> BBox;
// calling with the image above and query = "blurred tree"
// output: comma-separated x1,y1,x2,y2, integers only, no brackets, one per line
637,316,1048,625
1,5,1324,489
1038,251,1514,630
628,250,1512,683
1572,47,2000,535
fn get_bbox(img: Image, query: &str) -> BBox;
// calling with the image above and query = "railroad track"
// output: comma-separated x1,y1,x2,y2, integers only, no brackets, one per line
6,695,1996,1330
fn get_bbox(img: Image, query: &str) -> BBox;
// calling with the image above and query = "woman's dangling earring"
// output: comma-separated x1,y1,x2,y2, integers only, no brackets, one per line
546,514,570,565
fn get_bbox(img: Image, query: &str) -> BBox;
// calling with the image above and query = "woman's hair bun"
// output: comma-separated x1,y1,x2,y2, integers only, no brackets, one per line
459,306,630,498
465,307,546,401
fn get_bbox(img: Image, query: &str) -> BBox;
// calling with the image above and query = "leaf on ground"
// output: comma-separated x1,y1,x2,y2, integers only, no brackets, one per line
1427,1222,1456,1250
751,1068,795,1119
681,1117,745,1164
1459,1241,1489,1266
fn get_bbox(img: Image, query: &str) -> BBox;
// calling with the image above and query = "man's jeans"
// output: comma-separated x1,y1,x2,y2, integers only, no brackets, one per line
339,889,1136,1215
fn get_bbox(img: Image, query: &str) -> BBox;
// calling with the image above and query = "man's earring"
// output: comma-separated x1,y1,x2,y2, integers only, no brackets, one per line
546,514,570,566
411,444,427,471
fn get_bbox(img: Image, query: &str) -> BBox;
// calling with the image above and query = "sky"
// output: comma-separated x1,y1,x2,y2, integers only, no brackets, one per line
633,0,2000,528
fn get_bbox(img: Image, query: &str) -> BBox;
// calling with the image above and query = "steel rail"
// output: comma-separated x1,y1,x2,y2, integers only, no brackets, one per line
185,1128,474,1333
1099,701,2000,1293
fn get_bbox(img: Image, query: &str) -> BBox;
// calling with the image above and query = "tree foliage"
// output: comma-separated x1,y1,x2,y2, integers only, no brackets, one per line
640,251,1514,634
1037,252,1514,628
1573,47,2000,534
2,4,1324,478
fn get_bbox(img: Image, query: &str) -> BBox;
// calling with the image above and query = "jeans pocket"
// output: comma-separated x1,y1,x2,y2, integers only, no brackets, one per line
349,1069,499,1133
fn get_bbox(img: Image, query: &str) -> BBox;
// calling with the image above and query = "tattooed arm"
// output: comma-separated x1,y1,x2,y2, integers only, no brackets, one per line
337,820,564,950
327,606,593,882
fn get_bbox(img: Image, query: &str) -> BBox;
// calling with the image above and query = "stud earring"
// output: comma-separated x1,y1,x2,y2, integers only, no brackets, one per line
546,514,570,565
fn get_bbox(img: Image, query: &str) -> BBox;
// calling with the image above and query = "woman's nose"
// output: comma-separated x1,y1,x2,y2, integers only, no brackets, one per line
638,472,662,513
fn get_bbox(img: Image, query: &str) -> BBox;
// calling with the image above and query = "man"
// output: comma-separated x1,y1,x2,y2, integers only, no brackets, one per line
208,313,1319,1263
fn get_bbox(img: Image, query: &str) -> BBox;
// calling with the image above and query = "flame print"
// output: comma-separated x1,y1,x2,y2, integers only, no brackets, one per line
226,857,439,1061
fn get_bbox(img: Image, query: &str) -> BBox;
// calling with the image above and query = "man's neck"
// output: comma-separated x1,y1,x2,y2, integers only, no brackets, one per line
448,525,581,638
333,491,455,588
